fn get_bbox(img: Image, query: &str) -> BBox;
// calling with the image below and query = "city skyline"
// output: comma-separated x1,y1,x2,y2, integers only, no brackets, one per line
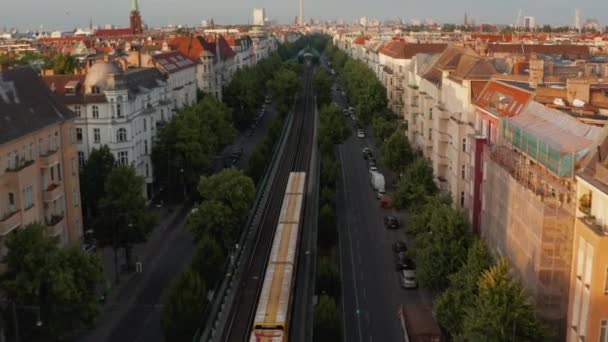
1,0,607,31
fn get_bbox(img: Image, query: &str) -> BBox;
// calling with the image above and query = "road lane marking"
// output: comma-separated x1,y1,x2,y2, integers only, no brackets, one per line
339,148,364,342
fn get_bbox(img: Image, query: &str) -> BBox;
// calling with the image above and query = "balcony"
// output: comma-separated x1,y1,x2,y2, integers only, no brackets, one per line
45,214,65,237
39,149,60,167
5,159,34,173
0,210,22,236
578,215,608,237
43,183,64,202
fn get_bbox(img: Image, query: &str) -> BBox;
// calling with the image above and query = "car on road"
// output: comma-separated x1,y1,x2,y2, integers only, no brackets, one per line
399,269,417,289
350,114,356,121
369,166,378,173
362,148,373,160
395,252,416,271
357,129,365,138
343,109,350,116
392,240,408,253
368,158,376,167
384,215,400,229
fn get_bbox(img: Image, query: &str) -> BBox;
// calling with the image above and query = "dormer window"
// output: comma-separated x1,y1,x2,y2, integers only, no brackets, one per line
91,86,100,94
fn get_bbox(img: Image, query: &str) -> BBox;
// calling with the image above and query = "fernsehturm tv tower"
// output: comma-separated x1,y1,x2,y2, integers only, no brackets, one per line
299,0,303,25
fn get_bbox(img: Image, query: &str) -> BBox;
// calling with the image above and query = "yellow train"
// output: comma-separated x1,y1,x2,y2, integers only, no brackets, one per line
251,172,306,342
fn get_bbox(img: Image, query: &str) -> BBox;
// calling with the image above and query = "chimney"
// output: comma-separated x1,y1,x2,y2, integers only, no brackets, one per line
566,78,590,104
528,56,544,88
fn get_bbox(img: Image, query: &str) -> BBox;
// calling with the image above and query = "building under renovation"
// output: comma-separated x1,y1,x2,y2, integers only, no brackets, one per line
479,100,602,336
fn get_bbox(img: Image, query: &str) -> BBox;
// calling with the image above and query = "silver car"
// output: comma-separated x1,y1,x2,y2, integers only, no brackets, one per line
400,269,417,289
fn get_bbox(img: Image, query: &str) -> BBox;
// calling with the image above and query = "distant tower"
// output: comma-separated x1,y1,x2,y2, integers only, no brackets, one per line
299,0,303,26
130,0,143,34
464,13,468,26
575,9,581,31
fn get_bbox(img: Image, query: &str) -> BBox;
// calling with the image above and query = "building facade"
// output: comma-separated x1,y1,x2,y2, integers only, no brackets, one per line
0,67,83,254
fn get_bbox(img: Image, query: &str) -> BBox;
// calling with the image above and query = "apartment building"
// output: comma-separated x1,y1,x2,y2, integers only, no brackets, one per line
568,129,608,342
44,60,172,199
478,98,602,335
0,67,83,253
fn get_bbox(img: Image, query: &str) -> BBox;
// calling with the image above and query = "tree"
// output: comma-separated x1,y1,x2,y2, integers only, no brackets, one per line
81,145,115,219
313,68,332,106
161,268,207,341
393,158,438,210
316,256,341,298
197,168,255,223
188,199,238,246
191,235,226,288
318,204,338,249
372,115,396,145
380,131,413,172
410,204,472,291
320,156,338,188
268,66,301,115
46,53,79,75
434,239,494,337
459,259,547,341
319,104,351,145
97,165,156,266
224,66,264,128
313,295,341,342
1,224,104,339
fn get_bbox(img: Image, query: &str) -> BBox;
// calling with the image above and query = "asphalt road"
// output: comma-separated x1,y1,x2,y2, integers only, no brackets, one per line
331,76,433,342
79,104,280,342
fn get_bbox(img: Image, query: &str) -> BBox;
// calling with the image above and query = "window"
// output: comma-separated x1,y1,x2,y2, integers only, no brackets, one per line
429,107,433,119
50,165,55,182
143,118,147,132
428,128,432,140
460,191,465,207
462,138,467,152
91,86,100,94
76,128,83,143
144,140,148,154
71,158,76,176
74,105,81,117
39,138,44,155
29,143,34,161
116,103,122,117
57,163,62,181
118,151,129,166
145,163,149,177
8,193,15,212
161,109,165,121
93,128,101,143
23,186,33,209
600,320,608,342
92,105,99,118
78,151,85,167
462,164,466,180
73,191,79,207
22,145,27,162
117,128,127,142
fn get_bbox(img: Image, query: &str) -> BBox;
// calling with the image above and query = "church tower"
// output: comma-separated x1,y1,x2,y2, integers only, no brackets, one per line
130,0,143,34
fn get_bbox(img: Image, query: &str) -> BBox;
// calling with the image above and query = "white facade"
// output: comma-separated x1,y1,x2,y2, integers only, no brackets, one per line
253,8,266,26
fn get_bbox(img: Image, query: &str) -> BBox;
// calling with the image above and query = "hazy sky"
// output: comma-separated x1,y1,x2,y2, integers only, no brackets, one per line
2,0,607,30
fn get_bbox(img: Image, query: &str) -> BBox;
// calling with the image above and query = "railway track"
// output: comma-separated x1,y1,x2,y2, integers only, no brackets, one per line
222,64,316,342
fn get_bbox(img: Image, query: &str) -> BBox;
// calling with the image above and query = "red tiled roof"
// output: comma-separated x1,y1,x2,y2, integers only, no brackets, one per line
470,34,513,42
485,44,590,59
473,80,534,118
169,36,212,61
94,28,132,37
352,36,369,45
204,35,237,60
151,51,196,74
39,37,87,43
380,42,447,60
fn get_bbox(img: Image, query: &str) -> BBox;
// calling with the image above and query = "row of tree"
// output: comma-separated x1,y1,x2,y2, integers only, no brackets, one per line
0,51,79,74
161,168,255,340
324,43,388,126
151,96,236,202
313,63,351,341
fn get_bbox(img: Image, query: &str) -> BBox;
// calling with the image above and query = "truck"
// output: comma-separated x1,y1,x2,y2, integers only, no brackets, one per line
370,171,386,198
397,304,442,342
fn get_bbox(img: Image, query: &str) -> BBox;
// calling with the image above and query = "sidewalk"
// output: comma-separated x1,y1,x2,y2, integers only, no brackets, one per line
97,203,187,303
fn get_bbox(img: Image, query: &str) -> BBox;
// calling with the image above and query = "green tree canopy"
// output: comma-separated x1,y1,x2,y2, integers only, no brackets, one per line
191,235,226,288
410,204,472,291
319,103,351,145
1,224,104,339
81,145,115,218
434,239,494,337
372,115,397,145
313,68,333,107
197,168,255,222
97,165,156,265
268,66,301,115
316,256,341,298
380,131,414,173
161,268,207,341
313,295,341,342
459,259,547,341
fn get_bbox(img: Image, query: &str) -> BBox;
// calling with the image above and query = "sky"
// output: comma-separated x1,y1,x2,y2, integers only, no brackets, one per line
1,0,606,31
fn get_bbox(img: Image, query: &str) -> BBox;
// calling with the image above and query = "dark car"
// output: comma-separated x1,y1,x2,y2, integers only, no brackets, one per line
362,147,372,159
395,253,416,271
384,215,400,229
392,241,408,253
368,158,377,167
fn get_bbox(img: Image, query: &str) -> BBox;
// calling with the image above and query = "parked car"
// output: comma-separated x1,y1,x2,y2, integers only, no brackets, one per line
368,158,377,167
362,147,372,159
357,129,365,138
392,240,408,253
395,253,416,271
369,166,378,173
343,109,350,116
399,269,417,289
384,215,400,229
